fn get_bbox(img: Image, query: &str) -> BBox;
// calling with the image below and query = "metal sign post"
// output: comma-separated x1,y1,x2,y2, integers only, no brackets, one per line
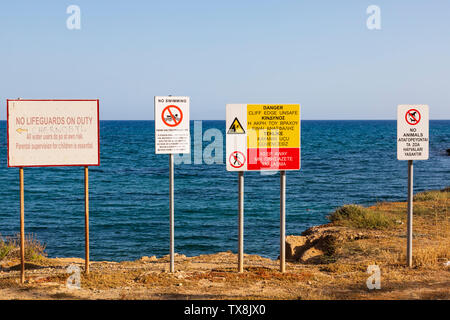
226,104,300,273
280,170,286,273
169,154,175,273
84,166,90,274
397,104,429,268
19,167,25,284
238,171,244,273
407,160,413,267
7,99,100,282
154,96,190,273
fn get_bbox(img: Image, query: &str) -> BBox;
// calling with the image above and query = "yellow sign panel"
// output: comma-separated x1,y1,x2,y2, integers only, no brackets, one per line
247,104,300,149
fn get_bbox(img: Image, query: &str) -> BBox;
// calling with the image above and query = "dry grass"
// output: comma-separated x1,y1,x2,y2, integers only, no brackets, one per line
330,188,449,270
0,188,448,300
0,277,18,289
81,270,141,290
328,204,396,229
0,233,47,262
184,267,315,283
414,188,450,202
319,263,367,274
405,245,449,268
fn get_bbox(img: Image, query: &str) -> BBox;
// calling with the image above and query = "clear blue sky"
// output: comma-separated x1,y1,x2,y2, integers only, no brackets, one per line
1,1,449,120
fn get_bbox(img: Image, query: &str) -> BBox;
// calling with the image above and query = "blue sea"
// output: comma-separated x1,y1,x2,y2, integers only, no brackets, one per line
0,120,449,261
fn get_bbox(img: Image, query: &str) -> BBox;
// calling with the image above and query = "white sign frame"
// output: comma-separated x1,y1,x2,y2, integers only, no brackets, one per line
7,99,100,167
397,105,429,160
154,96,190,154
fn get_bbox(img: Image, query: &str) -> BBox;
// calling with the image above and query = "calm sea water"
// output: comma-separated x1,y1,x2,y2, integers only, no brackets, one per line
0,120,448,261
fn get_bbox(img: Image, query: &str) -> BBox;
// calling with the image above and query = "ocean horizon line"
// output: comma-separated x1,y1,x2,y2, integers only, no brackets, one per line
2,119,448,122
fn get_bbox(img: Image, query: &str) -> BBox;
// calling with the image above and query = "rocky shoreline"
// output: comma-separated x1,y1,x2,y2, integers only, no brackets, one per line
0,188,448,300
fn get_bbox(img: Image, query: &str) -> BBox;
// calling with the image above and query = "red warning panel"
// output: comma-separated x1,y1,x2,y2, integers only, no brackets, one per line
229,151,246,168
247,148,300,171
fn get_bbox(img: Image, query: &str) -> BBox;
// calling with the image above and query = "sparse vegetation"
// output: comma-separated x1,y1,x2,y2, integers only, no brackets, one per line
0,236,15,261
328,204,396,229
82,271,140,290
397,244,450,267
414,188,450,202
0,188,448,300
326,188,449,269
328,187,449,230
0,233,47,262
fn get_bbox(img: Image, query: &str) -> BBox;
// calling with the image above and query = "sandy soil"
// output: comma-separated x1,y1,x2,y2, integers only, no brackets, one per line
1,190,448,300
0,249,448,300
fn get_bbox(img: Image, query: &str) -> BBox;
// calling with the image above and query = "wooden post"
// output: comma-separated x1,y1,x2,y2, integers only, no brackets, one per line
19,167,25,284
84,166,90,274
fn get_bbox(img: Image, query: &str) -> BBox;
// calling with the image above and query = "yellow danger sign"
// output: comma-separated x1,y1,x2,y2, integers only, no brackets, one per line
228,117,245,134
226,103,301,171
247,104,300,149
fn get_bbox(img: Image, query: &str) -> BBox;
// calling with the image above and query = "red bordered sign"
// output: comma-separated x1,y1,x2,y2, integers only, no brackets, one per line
7,99,100,167
154,96,190,154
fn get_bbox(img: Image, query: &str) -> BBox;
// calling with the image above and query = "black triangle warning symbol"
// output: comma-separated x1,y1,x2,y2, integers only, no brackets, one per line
227,117,245,134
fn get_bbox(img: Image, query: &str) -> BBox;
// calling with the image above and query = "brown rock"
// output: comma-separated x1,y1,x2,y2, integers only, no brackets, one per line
300,247,324,263
285,235,308,261
139,256,157,262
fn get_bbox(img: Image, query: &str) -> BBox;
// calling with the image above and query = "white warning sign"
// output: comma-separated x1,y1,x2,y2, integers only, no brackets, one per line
397,105,429,160
7,99,100,167
154,96,190,154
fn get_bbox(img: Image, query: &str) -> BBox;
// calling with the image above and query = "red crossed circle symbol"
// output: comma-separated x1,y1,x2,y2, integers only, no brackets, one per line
162,105,183,127
405,109,421,126
229,151,246,168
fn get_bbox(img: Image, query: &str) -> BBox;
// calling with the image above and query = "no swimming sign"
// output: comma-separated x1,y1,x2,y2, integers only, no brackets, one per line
154,96,190,154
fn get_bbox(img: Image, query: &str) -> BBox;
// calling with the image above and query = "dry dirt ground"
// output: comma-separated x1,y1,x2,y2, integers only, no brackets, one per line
0,190,448,300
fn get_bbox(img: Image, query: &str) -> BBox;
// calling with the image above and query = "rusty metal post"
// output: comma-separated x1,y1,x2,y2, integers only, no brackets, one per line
84,166,90,274
19,167,25,283
407,160,413,267
238,171,244,273
169,154,174,273
280,170,286,273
